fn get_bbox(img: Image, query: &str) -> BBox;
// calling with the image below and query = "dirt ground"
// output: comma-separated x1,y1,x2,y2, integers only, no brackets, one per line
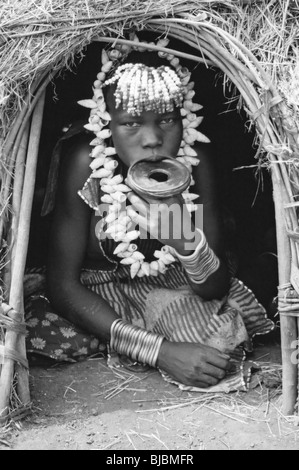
1,333,299,451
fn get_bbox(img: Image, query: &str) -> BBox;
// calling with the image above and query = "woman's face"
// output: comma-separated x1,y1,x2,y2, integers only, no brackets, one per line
106,89,183,167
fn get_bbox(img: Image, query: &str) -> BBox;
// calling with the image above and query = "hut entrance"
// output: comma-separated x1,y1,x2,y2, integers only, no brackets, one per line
26,38,278,318
1,11,298,423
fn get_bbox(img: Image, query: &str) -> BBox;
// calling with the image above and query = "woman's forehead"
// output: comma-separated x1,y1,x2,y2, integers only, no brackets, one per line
109,101,181,119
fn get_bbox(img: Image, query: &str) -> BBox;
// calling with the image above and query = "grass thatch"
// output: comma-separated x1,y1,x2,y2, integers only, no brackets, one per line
1,0,299,420
0,1,298,133
1,1,299,210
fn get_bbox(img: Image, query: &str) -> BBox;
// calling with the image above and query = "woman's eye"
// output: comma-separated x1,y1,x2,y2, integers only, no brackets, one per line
125,122,140,127
160,117,175,124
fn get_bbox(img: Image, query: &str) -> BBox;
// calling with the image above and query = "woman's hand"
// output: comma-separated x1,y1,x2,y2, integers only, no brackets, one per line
126,191,198,254
157,340,231,388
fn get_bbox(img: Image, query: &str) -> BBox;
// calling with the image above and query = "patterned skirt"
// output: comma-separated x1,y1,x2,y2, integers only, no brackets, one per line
24,262,274,392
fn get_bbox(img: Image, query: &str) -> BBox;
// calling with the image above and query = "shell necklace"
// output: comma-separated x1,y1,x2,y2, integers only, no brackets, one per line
78,34,210,279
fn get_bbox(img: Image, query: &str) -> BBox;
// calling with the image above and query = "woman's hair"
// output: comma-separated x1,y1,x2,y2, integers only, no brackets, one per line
103,49,184,115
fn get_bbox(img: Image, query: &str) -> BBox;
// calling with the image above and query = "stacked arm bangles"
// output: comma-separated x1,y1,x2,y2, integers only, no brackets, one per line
175,228,220,284
110,318,165,368
110,229,219,367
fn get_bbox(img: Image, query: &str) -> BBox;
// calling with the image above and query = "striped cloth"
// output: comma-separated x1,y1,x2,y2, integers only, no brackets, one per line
80,262,274,392
80,262,272,339
25,262,274,391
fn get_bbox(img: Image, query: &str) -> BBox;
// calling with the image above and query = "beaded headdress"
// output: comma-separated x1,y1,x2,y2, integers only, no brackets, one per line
103,62,184,115
78,34,210,279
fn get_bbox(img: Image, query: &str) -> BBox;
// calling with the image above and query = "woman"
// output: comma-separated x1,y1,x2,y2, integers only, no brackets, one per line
25,35,274,391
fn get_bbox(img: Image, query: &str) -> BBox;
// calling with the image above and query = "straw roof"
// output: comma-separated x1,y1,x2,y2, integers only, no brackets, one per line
1,0,299,135
1,0,299,233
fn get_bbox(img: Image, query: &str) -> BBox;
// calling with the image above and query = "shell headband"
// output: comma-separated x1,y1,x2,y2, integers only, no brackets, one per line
103,63,184,115
78,35,210,279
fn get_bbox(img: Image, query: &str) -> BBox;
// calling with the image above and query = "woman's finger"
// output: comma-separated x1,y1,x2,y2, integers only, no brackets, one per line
127,193,148,216
198,373,222,387
200,362,227,381
127,205,148,232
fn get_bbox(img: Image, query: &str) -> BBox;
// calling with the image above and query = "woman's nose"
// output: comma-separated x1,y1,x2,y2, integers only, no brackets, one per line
141,125,162,149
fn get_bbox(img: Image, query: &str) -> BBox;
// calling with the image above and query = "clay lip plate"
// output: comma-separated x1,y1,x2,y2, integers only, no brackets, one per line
127,156,191,198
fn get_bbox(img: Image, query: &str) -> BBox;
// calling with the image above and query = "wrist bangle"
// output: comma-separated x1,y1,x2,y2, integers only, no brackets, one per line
110,319,165,368
175,229,220,284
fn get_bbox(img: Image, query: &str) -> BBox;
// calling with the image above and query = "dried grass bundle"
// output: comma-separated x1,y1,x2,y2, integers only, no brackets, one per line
1,0,299,422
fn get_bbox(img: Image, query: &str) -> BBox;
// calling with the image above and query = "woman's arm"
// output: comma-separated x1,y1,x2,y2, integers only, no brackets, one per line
127,142,230,300
46,134,119,342
180,142,230,300
156,144,232,383
46,135,230,387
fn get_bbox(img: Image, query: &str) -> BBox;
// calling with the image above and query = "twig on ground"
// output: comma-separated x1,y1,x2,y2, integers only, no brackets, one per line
99,438,121,450
63,380,76,398
125,431,137,450
204,404,248,424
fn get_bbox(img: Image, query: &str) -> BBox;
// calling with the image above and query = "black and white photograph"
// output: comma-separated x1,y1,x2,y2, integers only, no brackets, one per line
0,0,298,452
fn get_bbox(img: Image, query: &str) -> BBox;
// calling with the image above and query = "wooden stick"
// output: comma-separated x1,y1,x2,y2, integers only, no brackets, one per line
272,165,298,415
0,90,46,420
149,22,258,84
0,73,53,245
14,90,46,406
11,122,30,257
94,36,213,66
2,68,52,161
9,122,32,407
150,18,270,88
3,123,30,296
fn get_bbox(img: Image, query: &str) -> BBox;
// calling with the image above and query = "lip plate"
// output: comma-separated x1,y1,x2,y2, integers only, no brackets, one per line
127,156,191,199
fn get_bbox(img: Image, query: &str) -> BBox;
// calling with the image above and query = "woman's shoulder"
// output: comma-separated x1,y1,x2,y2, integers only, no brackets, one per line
55,128,94,205
62,127,92,162
60,130,92,181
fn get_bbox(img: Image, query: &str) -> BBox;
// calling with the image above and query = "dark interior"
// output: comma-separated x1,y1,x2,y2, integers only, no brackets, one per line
27,31,278,318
